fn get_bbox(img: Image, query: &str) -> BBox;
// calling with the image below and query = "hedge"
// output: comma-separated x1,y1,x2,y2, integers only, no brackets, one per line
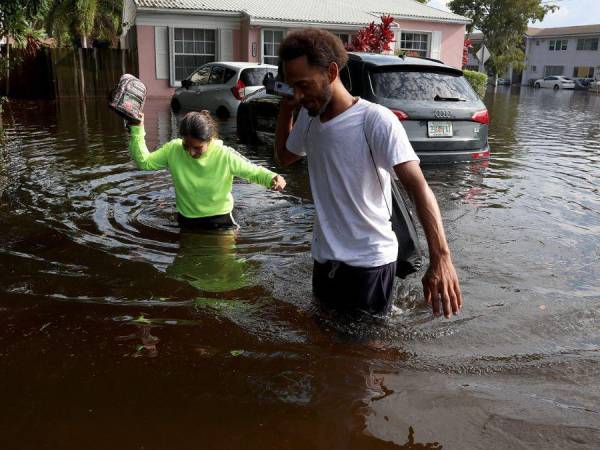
463,70,488,99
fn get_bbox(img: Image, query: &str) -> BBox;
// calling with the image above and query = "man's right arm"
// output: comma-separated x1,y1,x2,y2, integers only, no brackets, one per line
275,101,303,167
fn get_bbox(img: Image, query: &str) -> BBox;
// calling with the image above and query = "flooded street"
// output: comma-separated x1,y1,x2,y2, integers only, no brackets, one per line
1,87,599,449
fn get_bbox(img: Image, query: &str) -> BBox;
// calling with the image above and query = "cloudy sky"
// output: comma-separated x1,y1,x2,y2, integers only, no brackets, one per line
428,0,600,28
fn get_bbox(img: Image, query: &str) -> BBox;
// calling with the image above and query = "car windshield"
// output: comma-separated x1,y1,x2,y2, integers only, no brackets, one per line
370,68,479,102
240,68,278,86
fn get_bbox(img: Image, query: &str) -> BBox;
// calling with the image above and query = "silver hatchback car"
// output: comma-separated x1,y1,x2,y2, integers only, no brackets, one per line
171,62,278,118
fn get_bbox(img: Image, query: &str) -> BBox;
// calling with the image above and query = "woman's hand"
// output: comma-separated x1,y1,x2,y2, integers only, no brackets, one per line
271,175,286,192
129,113,144,127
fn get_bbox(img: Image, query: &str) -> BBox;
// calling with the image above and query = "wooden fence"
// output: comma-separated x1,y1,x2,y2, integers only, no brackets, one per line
0,48,138,99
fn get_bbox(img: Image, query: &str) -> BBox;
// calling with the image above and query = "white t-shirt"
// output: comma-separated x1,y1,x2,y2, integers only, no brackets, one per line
286,98,419,267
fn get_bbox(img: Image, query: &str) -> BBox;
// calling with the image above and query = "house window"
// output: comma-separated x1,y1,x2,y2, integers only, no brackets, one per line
573,66,595,78
549,39,568,51
535,40,540,46
532,65,537,73
263,30,284,65
544,65,564,76
173,28,216,81
335,33,352,45
576,38,599,51
400,32,429,58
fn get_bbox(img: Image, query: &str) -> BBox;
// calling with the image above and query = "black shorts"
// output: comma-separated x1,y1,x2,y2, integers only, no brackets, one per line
312,259,396,315
177,212,237,231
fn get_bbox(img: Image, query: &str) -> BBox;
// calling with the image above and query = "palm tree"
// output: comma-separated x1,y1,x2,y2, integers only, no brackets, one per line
46,0,121,48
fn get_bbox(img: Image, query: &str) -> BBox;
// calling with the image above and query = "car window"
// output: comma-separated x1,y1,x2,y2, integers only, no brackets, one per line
369,68,479,102
223,68,236,83
240,67,278,86
208,66,226,85
190,66,211,84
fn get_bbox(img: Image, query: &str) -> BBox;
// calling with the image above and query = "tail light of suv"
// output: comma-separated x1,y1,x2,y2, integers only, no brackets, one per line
389,109,409,121
471,109,489,125
231,79,246,100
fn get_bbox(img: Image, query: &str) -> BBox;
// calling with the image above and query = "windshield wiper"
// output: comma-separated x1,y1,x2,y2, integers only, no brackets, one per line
434,95,467,102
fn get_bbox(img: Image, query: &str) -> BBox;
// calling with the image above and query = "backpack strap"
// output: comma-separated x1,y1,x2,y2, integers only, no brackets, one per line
363,102,393,220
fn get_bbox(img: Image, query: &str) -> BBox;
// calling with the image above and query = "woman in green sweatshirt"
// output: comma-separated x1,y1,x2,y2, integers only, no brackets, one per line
128,110,286,230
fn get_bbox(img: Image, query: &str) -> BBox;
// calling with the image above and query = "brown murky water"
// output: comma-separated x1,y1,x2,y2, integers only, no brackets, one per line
1,87,599,449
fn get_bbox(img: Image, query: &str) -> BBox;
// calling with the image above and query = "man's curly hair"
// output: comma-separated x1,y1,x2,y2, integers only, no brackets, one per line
279,28,349,70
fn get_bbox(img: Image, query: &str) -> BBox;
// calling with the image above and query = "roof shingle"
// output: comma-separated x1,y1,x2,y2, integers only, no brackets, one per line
134,0,470,25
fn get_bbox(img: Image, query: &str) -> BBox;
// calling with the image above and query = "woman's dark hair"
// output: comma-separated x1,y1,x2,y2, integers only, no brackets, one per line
279,29,348,71
179,110,218,141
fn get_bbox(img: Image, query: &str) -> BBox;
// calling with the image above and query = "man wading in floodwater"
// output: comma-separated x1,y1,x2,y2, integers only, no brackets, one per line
275,29,463,318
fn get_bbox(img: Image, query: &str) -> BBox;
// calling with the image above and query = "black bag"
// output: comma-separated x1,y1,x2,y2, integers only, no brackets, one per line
364,106,423,279
390,181,423,278
108,74,146,124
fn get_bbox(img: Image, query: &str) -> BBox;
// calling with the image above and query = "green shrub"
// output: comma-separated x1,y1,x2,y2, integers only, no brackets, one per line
463,70,488,98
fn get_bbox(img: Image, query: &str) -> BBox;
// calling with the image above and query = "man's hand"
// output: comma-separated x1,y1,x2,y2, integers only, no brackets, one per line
270,174,286,192
422,254,462,318
395,160,463,319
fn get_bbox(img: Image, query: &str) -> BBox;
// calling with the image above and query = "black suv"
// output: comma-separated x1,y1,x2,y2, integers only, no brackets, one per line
237,52,490,163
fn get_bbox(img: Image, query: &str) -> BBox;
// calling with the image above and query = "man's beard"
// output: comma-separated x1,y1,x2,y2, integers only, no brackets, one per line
306,82,333,117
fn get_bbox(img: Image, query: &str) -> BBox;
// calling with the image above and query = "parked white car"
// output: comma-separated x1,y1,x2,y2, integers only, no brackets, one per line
171,62,278,118
533,76,576,90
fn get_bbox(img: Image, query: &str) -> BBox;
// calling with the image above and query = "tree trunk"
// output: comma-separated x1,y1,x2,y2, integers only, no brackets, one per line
81,34,88,49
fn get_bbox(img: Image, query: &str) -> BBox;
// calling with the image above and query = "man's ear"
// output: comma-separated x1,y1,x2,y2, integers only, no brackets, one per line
328,62,339,83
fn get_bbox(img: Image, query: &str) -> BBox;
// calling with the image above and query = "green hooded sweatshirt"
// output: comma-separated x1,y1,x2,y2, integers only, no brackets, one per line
129,125,277,218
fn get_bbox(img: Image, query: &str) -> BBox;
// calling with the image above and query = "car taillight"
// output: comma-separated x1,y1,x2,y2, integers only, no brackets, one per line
389,109,409,120
471,109,489,125
471,150,490,159
231,79,245,100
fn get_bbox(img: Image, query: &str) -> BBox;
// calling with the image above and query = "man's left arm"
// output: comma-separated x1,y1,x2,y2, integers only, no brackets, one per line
394,161,463,318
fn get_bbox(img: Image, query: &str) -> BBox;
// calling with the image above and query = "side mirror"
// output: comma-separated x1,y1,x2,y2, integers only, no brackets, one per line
181,79,191,89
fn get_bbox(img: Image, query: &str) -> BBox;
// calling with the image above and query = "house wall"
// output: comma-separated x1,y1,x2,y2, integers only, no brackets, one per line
394,19,466,68
248,27,260,63
132,12,467,96
137,25,174,97
523,34,600,84
135,12,243,96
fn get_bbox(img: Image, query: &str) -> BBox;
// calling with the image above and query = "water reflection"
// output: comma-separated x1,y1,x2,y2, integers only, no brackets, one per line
167,230,253,293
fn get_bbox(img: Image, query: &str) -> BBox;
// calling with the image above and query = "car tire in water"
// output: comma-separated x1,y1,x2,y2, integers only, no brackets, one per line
171,98,181,112
237,104,257,144
216,106,230,120
553,84,560,90
534,83,541,88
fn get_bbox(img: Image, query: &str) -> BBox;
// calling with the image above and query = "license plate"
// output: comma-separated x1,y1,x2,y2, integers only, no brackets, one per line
428,121,453,138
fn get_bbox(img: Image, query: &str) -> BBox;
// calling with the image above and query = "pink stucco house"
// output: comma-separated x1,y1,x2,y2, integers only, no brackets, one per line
121,0,470,97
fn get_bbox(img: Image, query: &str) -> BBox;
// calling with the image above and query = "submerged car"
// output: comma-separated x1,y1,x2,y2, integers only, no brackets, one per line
533,76,576,90
237,52,490,163
171,62,278,118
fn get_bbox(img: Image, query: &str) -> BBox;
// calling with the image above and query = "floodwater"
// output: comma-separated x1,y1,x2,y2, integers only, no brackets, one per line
1,87,599,449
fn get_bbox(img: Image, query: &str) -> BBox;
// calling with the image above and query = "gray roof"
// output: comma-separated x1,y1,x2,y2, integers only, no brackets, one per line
134,0,470,25
468,27,540,42
527,24,600,38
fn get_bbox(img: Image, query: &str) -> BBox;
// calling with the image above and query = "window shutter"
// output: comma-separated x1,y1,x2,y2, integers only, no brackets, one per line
394,30,402,51
155,26,169,80
430,31,442,60
220,29,233,61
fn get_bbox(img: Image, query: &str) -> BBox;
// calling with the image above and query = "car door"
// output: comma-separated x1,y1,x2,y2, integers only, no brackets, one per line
179,64,212,109
204,65,235,113
544,76,555,88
